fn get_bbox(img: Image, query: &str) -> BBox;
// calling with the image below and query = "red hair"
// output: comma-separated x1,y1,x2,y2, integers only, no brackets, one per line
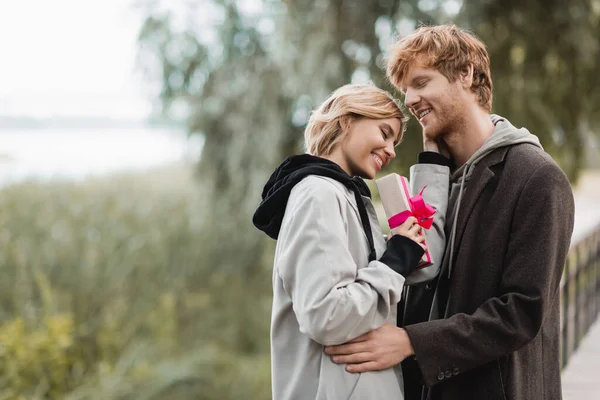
387,24,493,112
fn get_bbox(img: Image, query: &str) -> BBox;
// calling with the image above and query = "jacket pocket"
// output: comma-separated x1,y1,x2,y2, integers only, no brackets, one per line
315,354,360,399
348,368,404,400
316,354,403,400
347,373,364,400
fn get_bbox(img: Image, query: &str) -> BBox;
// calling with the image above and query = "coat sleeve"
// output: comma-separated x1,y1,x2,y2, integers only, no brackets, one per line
405,163,450,285
276,178,406,346
405,162,574,387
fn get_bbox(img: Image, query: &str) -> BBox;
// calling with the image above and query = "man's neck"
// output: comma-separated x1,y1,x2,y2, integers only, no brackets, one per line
444,108,495,168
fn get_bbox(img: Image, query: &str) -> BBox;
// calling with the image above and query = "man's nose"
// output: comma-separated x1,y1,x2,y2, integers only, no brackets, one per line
404,89,419,109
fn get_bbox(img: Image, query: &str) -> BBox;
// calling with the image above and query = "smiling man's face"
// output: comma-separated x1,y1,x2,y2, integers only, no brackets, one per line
401,63,469,141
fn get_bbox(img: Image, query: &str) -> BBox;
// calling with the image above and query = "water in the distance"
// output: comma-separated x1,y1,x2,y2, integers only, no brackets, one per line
0,125,200,186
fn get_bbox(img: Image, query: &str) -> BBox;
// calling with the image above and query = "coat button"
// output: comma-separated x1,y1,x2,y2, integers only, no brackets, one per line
437,372,445,381
445,370,452,378
453,368,459,375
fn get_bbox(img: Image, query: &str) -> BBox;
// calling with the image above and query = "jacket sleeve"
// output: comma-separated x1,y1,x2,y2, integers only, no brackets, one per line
405,162,574,387
405,163,450,285
276,178,406,346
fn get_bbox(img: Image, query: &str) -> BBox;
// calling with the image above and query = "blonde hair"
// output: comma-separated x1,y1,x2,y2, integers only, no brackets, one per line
387,24,493,112
304,84,407,157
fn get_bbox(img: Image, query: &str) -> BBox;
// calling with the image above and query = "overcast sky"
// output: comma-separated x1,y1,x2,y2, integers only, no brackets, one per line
0,0,153,119
0,0,463,120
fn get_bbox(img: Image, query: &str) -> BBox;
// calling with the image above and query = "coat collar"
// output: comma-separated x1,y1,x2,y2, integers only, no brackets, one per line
450,146,511,268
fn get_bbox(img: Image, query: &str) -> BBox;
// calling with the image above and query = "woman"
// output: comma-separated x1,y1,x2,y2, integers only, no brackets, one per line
253,84,448,399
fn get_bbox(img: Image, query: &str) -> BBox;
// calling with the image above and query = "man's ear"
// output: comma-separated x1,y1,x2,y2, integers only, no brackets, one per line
460,64,474,88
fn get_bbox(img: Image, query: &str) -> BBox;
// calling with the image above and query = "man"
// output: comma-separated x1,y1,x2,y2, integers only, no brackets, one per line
325,24,574,400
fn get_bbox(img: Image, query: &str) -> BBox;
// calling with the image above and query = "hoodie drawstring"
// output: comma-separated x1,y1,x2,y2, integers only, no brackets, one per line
349,180,377,262
447,165,469,278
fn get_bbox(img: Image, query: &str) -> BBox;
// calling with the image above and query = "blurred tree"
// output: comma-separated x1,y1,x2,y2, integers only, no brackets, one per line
136,0,600,353
457,0,600,179
136,0,410,355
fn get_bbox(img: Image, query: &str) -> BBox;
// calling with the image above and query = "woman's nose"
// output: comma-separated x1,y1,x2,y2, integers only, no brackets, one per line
385,144,396,159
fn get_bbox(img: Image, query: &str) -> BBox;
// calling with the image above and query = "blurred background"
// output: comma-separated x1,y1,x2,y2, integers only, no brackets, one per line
0,0,599,398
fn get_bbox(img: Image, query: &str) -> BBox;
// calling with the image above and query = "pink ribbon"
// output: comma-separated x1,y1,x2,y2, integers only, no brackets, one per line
388,186,436,230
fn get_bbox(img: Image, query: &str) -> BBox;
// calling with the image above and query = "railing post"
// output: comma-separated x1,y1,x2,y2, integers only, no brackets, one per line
596,230,600,318
580,240,589,338
595,230,600,319
574,246,581,352
561,223,600,371
569,249,577,363
561,257,569,368
588,235,595,331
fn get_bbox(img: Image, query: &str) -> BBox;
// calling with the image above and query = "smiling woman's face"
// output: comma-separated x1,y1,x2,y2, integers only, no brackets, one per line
328,117,401,179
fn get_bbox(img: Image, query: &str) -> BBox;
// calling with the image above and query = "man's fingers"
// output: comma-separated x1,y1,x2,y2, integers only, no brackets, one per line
325,331,373,355
331,352,373,365
347,333,369,343
325,342,367,356
346,361,382,373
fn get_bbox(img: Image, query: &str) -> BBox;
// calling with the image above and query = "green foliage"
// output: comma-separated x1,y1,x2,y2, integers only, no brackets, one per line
0,166,271,399
0,315,82,399
457,0,600,179
137,0,600,181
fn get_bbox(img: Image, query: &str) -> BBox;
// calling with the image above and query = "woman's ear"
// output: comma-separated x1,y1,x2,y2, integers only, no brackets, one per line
460,64,474,88
338,116,354,142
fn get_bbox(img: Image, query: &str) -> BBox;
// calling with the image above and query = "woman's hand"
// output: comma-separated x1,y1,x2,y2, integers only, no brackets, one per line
424,137,451,159
391,216,427,251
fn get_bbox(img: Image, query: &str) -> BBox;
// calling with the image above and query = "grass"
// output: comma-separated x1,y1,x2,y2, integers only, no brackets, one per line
0,163,271,399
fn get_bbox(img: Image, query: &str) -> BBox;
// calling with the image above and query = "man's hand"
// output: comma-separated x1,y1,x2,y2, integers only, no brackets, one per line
324,323,415,373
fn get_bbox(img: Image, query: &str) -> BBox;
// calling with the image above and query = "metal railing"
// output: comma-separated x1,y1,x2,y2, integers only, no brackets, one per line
560,223,600,368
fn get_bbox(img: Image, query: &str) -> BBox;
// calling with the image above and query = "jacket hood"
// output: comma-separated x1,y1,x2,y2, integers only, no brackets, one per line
252,154,371,240
451,114,543,183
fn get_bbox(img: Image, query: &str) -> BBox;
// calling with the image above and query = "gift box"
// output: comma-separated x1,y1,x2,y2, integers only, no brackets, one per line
375,174,435,270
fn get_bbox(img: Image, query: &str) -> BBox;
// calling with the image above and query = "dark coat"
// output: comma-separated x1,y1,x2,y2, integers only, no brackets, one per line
401,143,575,400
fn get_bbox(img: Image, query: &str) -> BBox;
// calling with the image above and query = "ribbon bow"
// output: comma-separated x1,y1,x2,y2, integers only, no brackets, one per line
388,186,436,230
